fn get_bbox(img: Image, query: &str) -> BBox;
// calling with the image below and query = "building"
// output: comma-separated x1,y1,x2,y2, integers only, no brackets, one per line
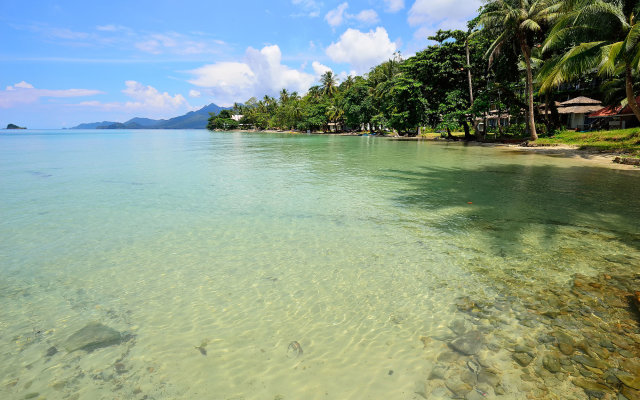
555,96,602,130
589,96,640,130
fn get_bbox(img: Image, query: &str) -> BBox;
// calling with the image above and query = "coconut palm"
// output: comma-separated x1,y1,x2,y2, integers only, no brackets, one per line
326,102,344,131
321,71,338,97
340,75,355,91
480,0,561,140
540,0,640,122
307,85,322,100
279,88,290,104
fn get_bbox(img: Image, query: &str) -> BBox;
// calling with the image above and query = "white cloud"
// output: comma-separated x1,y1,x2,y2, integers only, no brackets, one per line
413,26,436,41
134,32,223,55
408,0,482,26
384,0,405,13
189,62,256,90
48,27,90,40
326,27,397,73
189,90,201,98
325,3,379,27
0,81,102,108
122,81,188,109
325,2,349,27
354,10,380,25
13,23,226,57
406,0,482,53
8,81,35,89
96,24,131,33
292,0,322,17
75,81,192,118
312,61,332,76
188,45,316,106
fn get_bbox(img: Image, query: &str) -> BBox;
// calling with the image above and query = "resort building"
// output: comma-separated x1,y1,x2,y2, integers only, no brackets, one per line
555,96,602,130
589,96,640,130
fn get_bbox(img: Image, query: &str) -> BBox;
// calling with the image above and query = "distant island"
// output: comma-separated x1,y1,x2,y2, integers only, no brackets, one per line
6,123,26,129
71,103,229,130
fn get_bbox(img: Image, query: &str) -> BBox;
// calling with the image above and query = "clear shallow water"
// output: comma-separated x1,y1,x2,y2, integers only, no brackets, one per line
0,130,639,400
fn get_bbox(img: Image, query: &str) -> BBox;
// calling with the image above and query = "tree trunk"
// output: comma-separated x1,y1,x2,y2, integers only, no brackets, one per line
521,42,538,141
497,102,504,136
462,120,470,140
466,37,474,105
625,64,640,123
544,93,551,133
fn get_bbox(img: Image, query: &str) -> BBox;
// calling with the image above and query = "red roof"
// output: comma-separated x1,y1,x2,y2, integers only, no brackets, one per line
589,96,640,117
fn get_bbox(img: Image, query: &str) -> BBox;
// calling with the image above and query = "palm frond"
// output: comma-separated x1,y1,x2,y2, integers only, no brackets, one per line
599,42,623,76
520,18,542,31
626,22,640,53
486,30,510,66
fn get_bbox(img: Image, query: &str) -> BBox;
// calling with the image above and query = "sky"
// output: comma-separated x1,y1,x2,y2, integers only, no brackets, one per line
0,0,482,128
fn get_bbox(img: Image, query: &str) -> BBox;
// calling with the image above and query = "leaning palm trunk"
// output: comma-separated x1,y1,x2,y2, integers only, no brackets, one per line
521,41,538,140
625,65,640,122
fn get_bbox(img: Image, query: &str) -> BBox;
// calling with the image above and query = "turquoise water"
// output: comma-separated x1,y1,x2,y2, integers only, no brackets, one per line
1,130,639,399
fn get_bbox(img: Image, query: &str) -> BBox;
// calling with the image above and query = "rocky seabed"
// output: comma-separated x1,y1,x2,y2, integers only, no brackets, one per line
420,272,640,400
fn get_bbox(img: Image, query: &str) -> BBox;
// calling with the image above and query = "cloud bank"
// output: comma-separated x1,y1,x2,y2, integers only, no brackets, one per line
325,3,379,27
408,0,482,28
188,45,321,105
326,27,397,73
76,81,192,118
0,81,102,108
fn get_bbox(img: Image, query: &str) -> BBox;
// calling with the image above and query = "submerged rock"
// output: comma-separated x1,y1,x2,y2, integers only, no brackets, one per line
573,354,608,370
63,322,126,352
622,386,640,400
617,372,640,390
542,353,561,373
449,330,484,355
449,319,470,336
445,378,472,398
512,352,534,367
558,341,574,356
571,377,610,397
477,369,500,387
428,365,447,380
45,346,58,357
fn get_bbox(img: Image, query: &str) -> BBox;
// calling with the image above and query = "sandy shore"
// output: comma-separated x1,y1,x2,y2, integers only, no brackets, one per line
494,143,639,171
221,129,639,171
388,136,639,171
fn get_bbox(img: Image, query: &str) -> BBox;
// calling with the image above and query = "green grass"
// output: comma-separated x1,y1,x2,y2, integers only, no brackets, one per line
536,128,640,155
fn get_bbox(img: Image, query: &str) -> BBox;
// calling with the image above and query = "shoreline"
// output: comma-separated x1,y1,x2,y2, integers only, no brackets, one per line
224,129,640,171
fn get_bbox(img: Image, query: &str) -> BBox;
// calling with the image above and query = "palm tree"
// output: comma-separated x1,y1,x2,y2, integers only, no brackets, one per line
307,85,322,100
540,0,640,122
263,95,276,113
341,75,355,92
321,71,338,97
232,102,244,116
279,88,290,104
480,0,561,140
326,102,345,131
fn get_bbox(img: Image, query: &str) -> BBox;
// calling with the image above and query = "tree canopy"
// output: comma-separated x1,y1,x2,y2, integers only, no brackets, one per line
208,0,639,139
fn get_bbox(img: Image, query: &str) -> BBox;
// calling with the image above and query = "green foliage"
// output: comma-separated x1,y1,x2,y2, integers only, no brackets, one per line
207,112,239,130
203,1,640,145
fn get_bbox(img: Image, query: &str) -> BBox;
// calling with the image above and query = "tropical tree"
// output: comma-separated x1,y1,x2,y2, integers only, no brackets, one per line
480,0,561,140
343,76,375,130
326,102,345,131
540,0,640,122
321,71,338,97
340,75,355,92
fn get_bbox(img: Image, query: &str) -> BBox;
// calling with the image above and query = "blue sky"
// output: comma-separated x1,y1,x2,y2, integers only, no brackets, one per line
0,0,482,128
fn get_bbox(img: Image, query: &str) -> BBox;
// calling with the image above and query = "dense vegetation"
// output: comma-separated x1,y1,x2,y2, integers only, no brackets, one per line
208,0,640,143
